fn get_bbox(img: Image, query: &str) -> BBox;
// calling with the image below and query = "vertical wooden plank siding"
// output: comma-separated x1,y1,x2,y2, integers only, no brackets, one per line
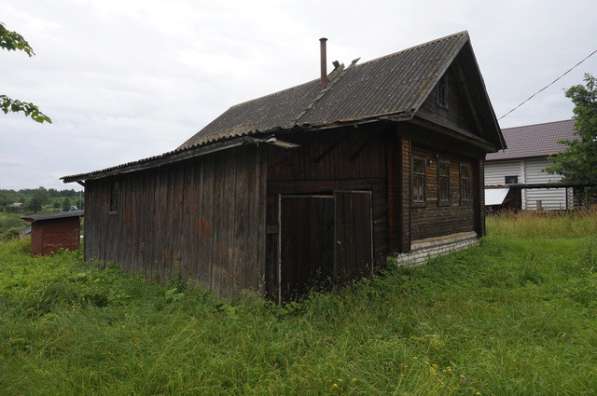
84,145,266,297
265,126,389,297
409,145,478,240
386,132,399,253
398,135,412,252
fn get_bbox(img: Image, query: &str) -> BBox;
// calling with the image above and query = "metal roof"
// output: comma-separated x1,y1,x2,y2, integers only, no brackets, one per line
22,210,84,223
486,119,576,161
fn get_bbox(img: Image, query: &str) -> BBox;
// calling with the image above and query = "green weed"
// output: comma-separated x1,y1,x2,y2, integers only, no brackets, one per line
0,214,596,395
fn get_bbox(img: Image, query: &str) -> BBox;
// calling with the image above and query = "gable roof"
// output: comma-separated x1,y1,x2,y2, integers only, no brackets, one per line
180,31,497,148
63,31,503,182
486,119,576,161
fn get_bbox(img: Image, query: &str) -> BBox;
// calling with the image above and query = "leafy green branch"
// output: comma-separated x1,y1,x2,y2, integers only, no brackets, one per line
0,22,51,124
0,95,52,123
0,23,35,56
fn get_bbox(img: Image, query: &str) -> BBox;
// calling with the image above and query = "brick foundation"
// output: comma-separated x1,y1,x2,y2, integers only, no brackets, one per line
393,231,479,266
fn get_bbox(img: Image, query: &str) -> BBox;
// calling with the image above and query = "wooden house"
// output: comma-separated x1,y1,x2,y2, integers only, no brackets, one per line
63,31,505,301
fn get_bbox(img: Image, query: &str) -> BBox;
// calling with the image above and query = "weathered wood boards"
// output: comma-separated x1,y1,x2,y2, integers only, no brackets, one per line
279,195,334,301
334,190,373,284
83,121,485,300
84,145,266,297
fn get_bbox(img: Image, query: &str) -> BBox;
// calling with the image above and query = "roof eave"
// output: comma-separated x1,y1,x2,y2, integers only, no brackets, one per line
61,136,265,183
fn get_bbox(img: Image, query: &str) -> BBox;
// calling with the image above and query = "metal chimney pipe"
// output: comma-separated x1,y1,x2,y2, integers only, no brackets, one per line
319,37,328,88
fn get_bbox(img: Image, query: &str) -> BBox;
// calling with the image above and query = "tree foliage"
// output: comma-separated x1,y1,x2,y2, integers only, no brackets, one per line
547,74,597,184
0,95,52,123
0,23,51,124
0,23,34,56
27,188,50,213
62,197,72,212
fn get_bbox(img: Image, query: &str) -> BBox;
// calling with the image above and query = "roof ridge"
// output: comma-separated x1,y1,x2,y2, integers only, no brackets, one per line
205,32,469,119
502,118,574,131
351,30,469,69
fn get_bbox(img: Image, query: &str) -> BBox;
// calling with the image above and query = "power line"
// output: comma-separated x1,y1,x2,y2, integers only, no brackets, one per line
499,48,597,120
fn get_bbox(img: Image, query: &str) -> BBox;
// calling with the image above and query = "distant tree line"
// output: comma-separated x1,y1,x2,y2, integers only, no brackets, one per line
0,187,83,213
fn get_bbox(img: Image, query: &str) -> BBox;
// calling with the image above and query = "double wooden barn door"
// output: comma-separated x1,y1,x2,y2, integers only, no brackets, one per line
278,191,373,302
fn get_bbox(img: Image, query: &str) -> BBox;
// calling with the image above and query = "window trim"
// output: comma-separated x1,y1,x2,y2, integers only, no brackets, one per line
412,156,427,207
437,159,451,206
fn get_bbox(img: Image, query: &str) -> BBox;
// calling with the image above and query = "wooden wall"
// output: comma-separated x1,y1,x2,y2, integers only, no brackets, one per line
409,145,476,240
418,66,476,133
84,145,267,297
265,126,390,298
31,217,80,256
83,120,486,300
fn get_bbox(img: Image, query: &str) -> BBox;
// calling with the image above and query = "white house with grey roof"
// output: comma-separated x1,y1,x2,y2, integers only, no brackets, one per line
484,119,576,210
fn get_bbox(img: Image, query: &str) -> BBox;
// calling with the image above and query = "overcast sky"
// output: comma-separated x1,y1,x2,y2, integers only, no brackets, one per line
1,0,596,190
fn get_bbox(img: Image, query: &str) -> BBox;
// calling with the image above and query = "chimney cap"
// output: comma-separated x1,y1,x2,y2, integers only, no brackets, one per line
319,37,328,42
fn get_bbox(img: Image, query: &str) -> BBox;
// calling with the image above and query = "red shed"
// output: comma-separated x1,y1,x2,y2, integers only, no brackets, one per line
22,211,83,256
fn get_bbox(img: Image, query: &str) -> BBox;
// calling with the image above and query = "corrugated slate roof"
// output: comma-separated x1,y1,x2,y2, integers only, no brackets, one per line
486,119,576,161
179,31,470,149
63,31,502,182
177,77,325,148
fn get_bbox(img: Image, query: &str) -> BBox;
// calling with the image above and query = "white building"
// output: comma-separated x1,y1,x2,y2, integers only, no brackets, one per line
485,119,576,210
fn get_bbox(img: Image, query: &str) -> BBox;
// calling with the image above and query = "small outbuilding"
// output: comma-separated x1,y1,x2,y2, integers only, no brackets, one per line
21,211,83,256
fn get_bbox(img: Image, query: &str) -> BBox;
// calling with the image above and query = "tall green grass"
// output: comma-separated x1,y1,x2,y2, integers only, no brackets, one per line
487,208,597,238
0,215,595,395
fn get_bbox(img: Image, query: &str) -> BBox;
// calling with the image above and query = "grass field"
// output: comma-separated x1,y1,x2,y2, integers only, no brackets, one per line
0,212,595,395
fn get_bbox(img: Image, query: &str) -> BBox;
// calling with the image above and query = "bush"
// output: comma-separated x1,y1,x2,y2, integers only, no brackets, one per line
1,227,21,241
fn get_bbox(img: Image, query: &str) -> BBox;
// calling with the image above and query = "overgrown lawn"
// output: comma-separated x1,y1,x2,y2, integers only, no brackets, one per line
0,213,595,395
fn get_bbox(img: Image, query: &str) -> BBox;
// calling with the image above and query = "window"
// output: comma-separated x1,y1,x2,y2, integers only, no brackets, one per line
460,162,472,203
505,175,518,185
438,160,450,206
109,181,119,213
437,75,448,108
413,157,426,204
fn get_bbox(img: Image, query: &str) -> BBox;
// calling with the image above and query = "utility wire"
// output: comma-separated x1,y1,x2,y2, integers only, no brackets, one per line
499,48,597,120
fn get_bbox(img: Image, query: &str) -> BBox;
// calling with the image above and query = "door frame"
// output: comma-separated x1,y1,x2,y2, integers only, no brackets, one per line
277,190,374,303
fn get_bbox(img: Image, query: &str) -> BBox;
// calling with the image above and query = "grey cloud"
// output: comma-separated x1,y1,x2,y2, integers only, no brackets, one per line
1,0,596,190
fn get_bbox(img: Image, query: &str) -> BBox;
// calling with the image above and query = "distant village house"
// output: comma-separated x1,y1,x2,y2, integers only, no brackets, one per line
484,119,578,210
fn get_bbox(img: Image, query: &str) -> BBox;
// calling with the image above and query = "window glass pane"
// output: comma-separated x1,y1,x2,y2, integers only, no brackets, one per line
413,157,426,203
414,158,425,174
505,175,518,184
439,161,449,176
460,162,472,203
438,160,450,203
